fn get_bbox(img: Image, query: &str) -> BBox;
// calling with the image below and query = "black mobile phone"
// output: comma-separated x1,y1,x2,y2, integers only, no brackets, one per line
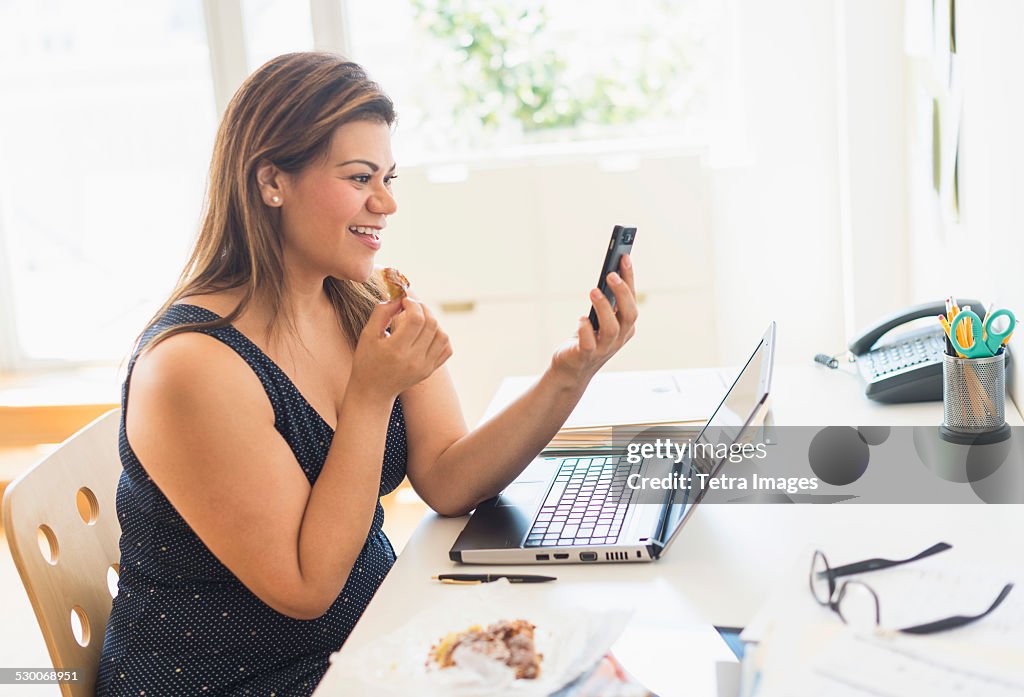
588,225,637,331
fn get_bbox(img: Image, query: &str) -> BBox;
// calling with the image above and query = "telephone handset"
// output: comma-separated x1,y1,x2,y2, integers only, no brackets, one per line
847,299,1009,403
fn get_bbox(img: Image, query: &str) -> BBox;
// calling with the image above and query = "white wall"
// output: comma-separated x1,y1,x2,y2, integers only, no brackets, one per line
838,0,910,336
384,153,717,424
709,0,912,371
910,0,1024,405
709,0,848,369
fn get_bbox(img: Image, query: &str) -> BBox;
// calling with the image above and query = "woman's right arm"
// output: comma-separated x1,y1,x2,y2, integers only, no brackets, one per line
126,299,449,620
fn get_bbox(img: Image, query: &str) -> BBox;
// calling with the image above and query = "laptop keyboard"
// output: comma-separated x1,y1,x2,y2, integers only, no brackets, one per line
524,456,641,547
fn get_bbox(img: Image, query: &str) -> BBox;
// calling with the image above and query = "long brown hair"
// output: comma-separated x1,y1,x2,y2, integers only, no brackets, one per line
139,52,395,353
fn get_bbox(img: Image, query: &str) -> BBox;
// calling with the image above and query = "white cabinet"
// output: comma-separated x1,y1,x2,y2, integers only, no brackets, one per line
538,289,719,373
385,153,716,425
532,156,713,296
432,299,546,426
383,167,542,301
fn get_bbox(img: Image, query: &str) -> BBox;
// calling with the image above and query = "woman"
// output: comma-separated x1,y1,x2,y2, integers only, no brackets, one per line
96,52,637,696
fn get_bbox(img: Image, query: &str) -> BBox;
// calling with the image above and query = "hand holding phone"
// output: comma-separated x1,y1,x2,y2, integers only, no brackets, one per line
550,225,638,384
589,225,637,331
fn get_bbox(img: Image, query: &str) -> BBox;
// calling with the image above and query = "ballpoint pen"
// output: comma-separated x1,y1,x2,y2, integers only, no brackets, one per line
432,574,557,584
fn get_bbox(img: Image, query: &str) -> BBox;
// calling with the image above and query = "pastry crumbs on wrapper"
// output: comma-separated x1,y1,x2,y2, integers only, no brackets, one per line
427,619,543,679
382,267,410,301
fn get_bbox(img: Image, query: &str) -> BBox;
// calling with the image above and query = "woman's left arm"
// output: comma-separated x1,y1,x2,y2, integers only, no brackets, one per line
401,255,638,516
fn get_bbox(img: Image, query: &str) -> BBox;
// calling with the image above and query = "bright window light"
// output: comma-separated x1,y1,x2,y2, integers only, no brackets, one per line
0,0,217,365
346,0,725,164
242,0,314,73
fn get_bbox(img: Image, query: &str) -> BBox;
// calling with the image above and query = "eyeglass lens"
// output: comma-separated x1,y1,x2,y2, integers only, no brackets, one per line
809,550,833,605
836,581,881,631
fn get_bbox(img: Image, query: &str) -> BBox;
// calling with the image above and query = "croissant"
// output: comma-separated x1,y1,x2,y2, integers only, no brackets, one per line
428,619,542,679
382,267,410,301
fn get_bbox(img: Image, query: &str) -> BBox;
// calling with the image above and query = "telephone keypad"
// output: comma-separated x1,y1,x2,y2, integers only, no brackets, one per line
863,332,947,380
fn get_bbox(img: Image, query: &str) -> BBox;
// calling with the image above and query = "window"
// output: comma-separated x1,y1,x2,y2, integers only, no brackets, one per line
346,0,727,164
241,0,314,73
0,0,216,367
0,0,737,369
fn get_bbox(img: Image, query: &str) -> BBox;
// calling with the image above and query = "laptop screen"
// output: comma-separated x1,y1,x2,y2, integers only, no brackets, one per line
653,322,775,551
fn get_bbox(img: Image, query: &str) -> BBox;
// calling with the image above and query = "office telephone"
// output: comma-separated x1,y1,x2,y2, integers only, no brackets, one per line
845,299,1009,403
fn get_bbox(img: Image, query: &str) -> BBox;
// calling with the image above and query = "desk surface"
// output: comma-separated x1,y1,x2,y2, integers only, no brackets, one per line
315,364,1024,695
760,363,1022,426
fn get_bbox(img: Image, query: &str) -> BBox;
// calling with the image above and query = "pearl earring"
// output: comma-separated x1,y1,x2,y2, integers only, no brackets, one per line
271,195,281,204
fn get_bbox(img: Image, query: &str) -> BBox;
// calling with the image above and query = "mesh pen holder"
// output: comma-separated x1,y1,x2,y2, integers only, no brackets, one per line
940,350,1010,444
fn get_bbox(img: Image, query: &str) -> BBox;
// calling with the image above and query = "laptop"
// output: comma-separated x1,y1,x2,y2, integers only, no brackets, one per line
450,322,776,564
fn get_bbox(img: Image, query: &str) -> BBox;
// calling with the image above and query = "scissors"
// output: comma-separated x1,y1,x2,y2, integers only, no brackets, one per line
950,308,1016,358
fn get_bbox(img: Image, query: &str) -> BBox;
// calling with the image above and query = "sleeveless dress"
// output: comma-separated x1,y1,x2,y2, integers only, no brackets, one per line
96,304,408,696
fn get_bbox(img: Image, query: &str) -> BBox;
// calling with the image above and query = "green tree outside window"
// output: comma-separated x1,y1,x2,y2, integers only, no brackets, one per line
408,0,714,146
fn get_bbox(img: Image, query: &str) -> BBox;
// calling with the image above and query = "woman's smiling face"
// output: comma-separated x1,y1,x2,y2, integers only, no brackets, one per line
277,119,398,283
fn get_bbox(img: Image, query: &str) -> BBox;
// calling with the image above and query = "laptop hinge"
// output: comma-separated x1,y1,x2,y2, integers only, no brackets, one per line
647,539,665,559
651,465,685,545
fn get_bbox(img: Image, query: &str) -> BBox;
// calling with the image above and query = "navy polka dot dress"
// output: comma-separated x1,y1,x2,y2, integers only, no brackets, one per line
96,304,408,696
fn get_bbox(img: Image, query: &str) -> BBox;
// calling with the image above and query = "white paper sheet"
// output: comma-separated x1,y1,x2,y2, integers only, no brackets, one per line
840,559,1022,649
777,630,1024,697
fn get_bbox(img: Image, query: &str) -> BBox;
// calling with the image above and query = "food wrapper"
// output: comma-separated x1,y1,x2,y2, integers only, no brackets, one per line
328,579,634,696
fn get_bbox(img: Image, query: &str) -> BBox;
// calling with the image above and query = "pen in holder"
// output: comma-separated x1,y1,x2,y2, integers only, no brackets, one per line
939,350,1010,445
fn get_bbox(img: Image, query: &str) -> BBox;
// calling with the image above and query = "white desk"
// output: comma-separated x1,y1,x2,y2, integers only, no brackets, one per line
315,364,1024,695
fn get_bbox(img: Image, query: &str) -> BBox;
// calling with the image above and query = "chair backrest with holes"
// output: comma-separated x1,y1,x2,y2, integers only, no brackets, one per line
2,409,123,697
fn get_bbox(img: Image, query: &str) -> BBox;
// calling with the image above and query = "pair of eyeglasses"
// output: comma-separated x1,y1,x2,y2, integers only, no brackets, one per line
809,542,1014,634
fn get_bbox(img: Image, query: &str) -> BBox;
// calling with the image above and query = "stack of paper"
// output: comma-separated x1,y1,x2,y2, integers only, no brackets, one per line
546,424,712,452
482,369,728,450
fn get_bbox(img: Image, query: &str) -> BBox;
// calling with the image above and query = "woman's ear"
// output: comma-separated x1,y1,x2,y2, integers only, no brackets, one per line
256,161,285,207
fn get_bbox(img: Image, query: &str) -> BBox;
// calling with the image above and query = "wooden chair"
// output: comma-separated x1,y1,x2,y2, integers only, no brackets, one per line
2,409,122,697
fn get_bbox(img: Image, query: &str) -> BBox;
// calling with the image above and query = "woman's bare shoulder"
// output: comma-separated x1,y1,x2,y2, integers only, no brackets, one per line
131,330,263,408
130,289,271,433
126,333,275,466
141,286,246,379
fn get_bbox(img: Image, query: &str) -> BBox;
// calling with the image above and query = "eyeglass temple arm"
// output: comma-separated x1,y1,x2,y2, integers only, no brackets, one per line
827,542,952,578
899,583,1014,635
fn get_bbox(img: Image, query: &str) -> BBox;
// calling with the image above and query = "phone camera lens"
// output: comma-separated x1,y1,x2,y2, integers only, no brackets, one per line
623,231,635,244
